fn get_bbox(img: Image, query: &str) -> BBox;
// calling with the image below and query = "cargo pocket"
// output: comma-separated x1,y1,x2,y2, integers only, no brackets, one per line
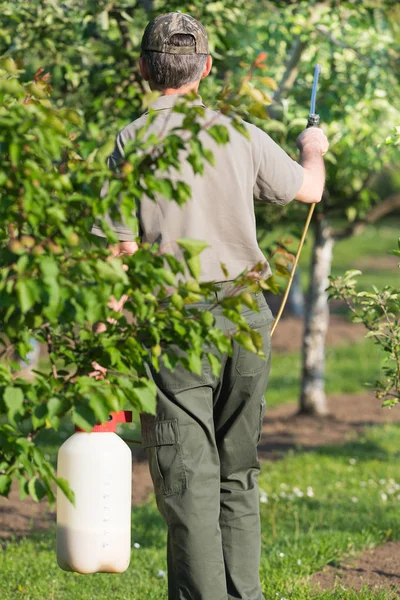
140,414,187,497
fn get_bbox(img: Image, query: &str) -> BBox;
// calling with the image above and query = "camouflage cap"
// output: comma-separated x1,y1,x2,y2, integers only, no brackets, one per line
141,12,209,55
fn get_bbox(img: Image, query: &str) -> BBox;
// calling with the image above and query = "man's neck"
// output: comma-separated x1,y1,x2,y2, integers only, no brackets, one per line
153,83,200,96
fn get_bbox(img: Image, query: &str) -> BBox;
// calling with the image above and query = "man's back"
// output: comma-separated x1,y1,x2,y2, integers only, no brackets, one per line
92,94,303,281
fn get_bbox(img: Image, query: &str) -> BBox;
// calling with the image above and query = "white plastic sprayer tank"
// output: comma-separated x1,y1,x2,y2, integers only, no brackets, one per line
56,410,132,574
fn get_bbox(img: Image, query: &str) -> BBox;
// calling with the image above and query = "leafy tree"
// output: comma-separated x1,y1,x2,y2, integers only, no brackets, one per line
328,241,400,407
328,131,400,408
0,64,269,503
235,0,400,415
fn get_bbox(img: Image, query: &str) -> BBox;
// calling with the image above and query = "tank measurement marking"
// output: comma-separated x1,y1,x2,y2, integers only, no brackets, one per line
102,471,113,550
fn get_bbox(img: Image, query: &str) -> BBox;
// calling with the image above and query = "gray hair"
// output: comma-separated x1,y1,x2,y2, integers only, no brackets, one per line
141,34,208,90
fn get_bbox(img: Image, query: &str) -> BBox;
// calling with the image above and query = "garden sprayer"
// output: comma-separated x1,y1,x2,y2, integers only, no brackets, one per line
56,411,133,574
271,64,322,336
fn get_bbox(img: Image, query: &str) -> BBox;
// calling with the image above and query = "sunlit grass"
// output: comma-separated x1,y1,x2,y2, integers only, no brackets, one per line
2,425,400,599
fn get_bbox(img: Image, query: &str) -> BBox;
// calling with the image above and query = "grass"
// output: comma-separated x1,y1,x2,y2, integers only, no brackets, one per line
259,221,398,296
267,338,384,408
1,424,400,599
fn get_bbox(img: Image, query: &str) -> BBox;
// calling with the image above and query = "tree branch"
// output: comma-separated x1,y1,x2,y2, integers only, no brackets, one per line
45,327,58,379
272,36,308,107
333,194,400,241
315,24,362,58
269,2,328,118
110,4,138,58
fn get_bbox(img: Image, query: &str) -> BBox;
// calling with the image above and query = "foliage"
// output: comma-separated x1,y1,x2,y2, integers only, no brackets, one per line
0,63,273,503
250,1,400,236
2,424,400,599
1,0,400,499
328,241,400,407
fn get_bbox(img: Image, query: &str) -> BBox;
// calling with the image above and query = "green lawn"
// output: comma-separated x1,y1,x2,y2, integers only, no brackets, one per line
1,424,400,599
267,338,384,408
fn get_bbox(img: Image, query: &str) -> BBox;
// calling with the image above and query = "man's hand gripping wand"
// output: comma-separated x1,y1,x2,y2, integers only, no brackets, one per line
271,64,322,337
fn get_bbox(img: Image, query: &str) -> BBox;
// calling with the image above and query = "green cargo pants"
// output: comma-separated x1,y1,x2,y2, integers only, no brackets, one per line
141,284,273,600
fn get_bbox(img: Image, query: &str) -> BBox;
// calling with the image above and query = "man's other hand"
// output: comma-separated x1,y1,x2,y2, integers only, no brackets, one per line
89,361,108,380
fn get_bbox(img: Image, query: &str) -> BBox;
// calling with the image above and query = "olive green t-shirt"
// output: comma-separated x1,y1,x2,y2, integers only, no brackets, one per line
91,95,304,282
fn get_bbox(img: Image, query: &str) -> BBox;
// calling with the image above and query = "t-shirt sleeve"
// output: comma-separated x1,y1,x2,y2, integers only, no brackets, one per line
251,125,304,206
90,134,138,242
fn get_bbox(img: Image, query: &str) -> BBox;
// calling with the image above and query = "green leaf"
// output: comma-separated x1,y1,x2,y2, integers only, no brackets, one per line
130,379,156,414
28,477,47,503
16,279,36,313
202,148,215,166
0,475,12,496
200,311,215,327
220,263,229,279
47,397,65,418
9,142,21,166
207,352,221,376
234,332,257,354
185,352,202,375
18,475,29,501
171,293,184,310
32,404,48,429
275,263,290,278
162,352,180,372
4,387,24,420
39,256,59,279
346,207,357,223
260,276,280,295
207,124,230,145
187,255,201,280
231,119,250,139
209,328,231,354
177,238,209,257
240,292,259,312
72,404,97,432
250,330,265,354
89,394,111,423
55,477,75,504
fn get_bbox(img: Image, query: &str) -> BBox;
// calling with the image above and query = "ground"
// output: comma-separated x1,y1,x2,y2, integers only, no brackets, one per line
2,389,399,595
3,390,397,541
1,310,399,596
311,541,400,593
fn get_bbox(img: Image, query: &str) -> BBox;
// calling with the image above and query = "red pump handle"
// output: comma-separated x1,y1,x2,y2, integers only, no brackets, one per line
75,410,133,433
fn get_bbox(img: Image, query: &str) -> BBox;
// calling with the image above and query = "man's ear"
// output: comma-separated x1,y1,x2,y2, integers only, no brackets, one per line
140,56,150,81
201,55,212,80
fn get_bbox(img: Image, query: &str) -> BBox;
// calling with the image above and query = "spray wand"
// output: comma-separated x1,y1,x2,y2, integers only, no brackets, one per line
271,64,322,337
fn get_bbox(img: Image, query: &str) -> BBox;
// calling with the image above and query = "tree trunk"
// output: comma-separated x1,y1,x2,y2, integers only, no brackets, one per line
300,215,334,415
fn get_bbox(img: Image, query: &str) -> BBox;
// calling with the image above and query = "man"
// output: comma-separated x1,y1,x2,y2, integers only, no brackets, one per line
92,11,328,600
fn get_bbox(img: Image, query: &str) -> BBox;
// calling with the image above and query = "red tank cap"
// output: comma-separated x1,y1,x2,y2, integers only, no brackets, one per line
75,410,133,433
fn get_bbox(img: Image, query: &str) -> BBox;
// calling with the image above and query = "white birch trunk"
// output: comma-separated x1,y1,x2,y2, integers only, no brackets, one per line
300,216,334,415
